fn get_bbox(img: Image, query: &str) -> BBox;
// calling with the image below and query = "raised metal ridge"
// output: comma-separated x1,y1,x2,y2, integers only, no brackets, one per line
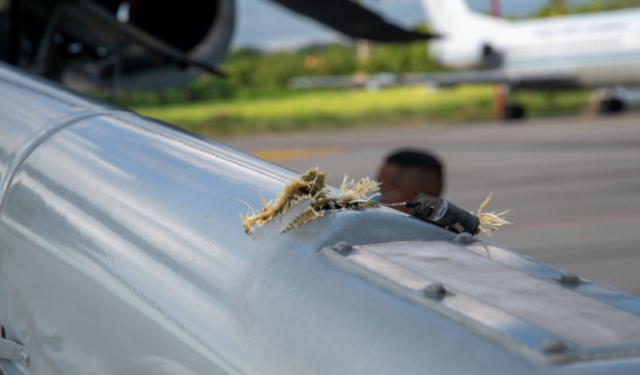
318,241,640,366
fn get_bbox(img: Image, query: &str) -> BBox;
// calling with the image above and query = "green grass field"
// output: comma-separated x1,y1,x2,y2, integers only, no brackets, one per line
133,85,591,137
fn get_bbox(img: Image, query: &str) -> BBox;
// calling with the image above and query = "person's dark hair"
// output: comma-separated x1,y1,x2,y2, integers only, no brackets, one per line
385,149,443,177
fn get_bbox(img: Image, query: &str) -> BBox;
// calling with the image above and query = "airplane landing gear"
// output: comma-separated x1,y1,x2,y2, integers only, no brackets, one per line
592,88,627,114
599,97,625,114
500,84,526,121
503,103,525,120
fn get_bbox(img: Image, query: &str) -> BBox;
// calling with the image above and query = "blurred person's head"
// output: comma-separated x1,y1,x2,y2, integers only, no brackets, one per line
377,149,444,213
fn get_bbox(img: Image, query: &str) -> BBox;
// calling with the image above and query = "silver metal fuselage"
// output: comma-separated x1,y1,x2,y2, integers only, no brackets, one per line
2,62,640,374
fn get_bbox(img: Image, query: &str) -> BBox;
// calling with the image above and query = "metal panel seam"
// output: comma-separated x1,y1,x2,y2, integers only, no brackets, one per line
458,241,640,318
0,110,126,214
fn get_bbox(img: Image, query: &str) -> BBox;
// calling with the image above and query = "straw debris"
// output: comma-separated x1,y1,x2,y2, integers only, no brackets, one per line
240,168,509,236
475,193,510,235
240,168,379,234
337,176,381,205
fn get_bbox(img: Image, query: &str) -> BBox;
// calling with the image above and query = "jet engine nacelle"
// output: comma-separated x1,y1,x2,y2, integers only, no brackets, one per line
0,0,235,90
430,38,502,70
0,0,435,92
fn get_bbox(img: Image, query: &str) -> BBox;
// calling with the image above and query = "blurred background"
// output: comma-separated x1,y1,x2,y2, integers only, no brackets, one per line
114,0,640,296
122,0,640,296
3,0,639,295
99,0,640,135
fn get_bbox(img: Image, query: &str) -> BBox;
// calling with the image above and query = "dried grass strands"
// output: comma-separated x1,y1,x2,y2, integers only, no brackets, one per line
337,176,380,205
476,193,510,234
240,168,328,233
240,169,383,234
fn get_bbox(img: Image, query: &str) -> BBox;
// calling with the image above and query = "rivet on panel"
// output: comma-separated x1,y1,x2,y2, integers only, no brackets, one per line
423,283,446,299
331,242,353,255
540,339,568,354
453,232,474,244
558,272,581,286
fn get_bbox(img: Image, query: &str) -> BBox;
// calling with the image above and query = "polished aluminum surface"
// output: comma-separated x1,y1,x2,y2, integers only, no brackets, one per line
0,339,29,366
339,241,640,364
1,61,640,374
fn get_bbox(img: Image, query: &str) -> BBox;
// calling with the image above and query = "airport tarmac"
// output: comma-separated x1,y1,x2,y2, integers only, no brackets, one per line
219,113,640,296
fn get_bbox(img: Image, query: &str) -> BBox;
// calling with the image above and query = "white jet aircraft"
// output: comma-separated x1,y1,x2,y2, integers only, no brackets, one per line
422,0,640,118
291,1,640,119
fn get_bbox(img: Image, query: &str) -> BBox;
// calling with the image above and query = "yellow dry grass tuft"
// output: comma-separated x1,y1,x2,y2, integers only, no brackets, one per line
476,193,510,235
240,168,327,234
240,169,381,234
337,176,381,205
241,169,509,237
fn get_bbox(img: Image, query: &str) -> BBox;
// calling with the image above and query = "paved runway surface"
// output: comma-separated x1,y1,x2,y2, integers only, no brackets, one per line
219,113,640,295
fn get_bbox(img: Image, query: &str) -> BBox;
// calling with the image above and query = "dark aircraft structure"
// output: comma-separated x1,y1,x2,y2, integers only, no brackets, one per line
0,0,432,90
2,1,640,375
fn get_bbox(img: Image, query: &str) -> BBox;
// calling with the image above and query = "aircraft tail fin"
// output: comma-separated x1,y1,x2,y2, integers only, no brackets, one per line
421,0,501,35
